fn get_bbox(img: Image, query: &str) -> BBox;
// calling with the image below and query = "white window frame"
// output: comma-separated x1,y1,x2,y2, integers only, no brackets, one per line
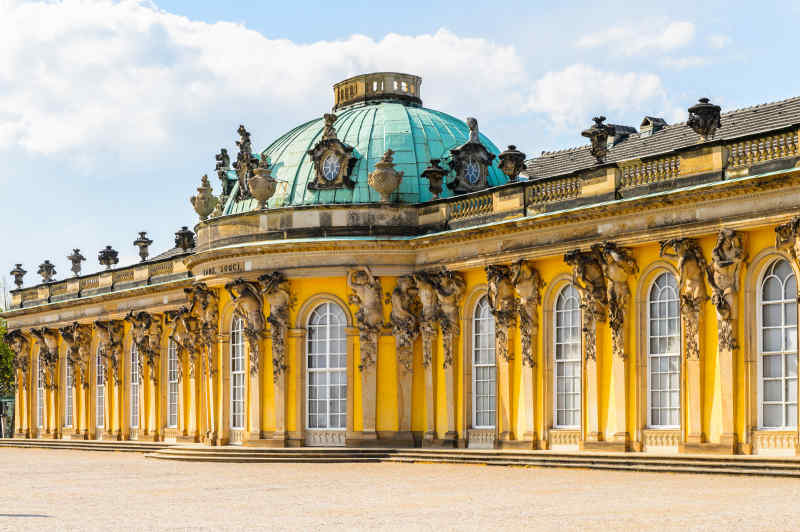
757,258,798,429
553,284,581,429
230,316,245,430
130,343,139,429
166,339,179,429
472,296,496,429
646,272,681,429
306,302,347,431
95,348,105,429
65,361,73,428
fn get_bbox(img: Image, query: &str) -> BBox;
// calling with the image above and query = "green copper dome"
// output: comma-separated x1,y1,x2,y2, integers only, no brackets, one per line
223,99,507,214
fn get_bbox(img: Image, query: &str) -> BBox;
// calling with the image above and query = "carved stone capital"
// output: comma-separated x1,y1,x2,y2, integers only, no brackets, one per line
485,264,517,363
597,242,638,359
4,330,30,385
709,229,746,351
348,267,383,371
511,260,544,367
259,271,293,382
94,320,125,384
30,328,60,389
389,275,421,374
433,269,466,368
224,278,266,375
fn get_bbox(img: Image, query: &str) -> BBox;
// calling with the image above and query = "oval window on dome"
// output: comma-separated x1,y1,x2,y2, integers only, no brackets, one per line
322,154,341,181
465,160,481,185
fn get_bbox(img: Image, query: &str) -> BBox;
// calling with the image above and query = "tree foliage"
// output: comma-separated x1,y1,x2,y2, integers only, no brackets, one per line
0,319,15,396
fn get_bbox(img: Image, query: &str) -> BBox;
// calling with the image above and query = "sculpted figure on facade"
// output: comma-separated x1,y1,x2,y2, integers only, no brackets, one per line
258,272,292,381
389,275,421,373
30,328,59,389
564,247,608,360
4,330,30,388
510,260,545,367
165,309,202,379
485,265,517,362
125,311,163,382
347,267,383,370
185,283,219,375
413,271,440,368
660,238,709,360
776,216,800,268
433,269,467,368
225,279,266,375
94,321,124,384
709,229,746,351
60,323,92,388
597,242,639,358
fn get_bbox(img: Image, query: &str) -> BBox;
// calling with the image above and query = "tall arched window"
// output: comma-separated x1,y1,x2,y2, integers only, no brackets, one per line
37,361,44,429
166,339,179,429
759,258,797,428
647,272,680,428
472,296,496,429
554,284,581,428
65,361,73,428
306,302,347,431
230,316,245,430
130,344,139,429
96,348,105,429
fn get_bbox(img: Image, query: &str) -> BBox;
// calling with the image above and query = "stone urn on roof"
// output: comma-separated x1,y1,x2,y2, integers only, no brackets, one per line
368,149,404,203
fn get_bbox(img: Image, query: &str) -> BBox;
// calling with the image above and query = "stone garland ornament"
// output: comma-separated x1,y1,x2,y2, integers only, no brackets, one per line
510,260,545,367
233,125,259,201
133,232,153,262
389,275,421,374
564,247,608,361
258,272,293,381
190,174,218,221
447,117,495,195
224,279,267,376
497,145,526,183
98,246,119,270
347,267,384,371
307,113,357,190
37,260,56,283
660,238,709,360
94,320,124,384
125,311,164,383
368,149,404,203
4,330,30,387
10,264,26,288
581,116,615,163
413,271,441,368
708,230,746,351
421,159,447,200
248,154,277,210
485,265,517,363
30,328,60,389
67,249,86,277
596,242,639,359
174,226,196,252
687,98,722,139
184,282,219,376
433,269,467,368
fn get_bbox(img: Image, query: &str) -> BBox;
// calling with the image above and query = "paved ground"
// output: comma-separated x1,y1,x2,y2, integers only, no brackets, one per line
1,449,799,531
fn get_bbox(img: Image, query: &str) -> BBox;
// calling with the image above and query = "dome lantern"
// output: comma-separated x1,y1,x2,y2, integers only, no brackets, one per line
333,72,422,111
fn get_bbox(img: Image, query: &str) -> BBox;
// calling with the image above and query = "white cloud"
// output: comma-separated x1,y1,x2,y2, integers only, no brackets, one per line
576,20,695,56
662,56,711,70
709,34,732,49
526,64,667,128
0,0,525,162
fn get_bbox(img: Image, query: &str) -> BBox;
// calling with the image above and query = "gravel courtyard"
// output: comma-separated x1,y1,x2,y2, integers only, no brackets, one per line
2,448,800,531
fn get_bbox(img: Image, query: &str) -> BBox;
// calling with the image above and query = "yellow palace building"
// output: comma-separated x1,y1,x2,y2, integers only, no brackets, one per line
5,72,800,455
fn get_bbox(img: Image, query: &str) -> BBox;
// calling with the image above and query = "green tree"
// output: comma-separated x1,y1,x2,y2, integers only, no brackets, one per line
0,319,15,396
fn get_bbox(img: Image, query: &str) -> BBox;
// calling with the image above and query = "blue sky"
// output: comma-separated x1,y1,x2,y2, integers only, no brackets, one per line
1,0,798,302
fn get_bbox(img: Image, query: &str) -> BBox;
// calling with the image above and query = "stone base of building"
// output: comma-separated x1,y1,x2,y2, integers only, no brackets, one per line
421,432,459,448
496,439,536,450
581,440,628,452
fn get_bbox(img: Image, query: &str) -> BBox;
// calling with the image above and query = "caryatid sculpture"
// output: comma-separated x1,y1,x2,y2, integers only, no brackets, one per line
485,265,517,363
185,283,220,374
347,267,383,370
94,321,124,384
225,279,267,375
258,272,292,381
60,323,92,388
564,247,608,360
776,216,800,267
389,275,421,374
709,229,746,351
433,269,466,368
4,330,30,388
510,260,545,367
660,238,709,360
413,271,441,368
596,242,639,358
125,311,164,382
30,328,60,389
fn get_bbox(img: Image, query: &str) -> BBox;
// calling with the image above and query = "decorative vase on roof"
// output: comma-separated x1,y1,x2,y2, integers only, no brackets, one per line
248,155,278,210
190,174,218,221
368,149,404,203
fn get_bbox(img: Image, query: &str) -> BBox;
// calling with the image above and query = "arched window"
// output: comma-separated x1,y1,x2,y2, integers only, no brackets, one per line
759,258,797,428
65,361,73,428
37,361,44,429
96,348,105,429
230,316,245,430
166,339,178,429
554,284,581,429
647,272,680,428
130,344,139,429
306,302,347,430
472,296,496,429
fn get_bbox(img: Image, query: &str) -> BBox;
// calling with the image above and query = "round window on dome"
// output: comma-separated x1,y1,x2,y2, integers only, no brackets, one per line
465,160,481,185
322,154,341,181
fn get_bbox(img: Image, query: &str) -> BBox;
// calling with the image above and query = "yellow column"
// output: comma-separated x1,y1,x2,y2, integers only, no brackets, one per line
496,355,512,442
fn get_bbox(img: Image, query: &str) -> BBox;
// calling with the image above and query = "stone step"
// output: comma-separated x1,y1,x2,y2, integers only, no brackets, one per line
145,453,381,464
